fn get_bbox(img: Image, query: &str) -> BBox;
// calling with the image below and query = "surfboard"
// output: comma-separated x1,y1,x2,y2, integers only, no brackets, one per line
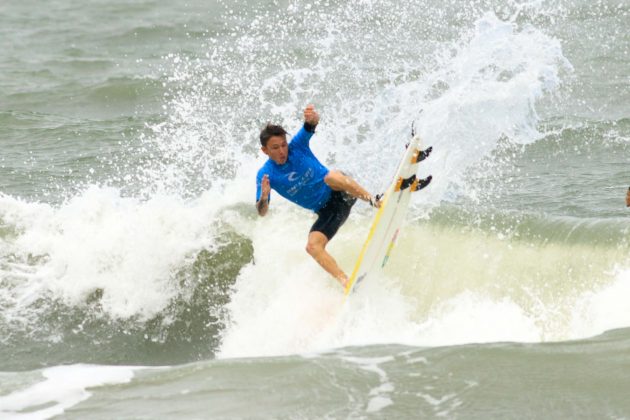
344,135,432,295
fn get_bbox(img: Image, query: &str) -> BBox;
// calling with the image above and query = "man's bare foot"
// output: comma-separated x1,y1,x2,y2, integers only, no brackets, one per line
336,274,349,289
369,194,382,209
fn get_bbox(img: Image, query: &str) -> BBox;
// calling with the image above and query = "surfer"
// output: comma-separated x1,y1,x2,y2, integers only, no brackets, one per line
626,187,630,207
255,104,381,288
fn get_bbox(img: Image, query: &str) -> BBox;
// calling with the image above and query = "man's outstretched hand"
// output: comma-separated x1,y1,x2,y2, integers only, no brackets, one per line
304,104,319,126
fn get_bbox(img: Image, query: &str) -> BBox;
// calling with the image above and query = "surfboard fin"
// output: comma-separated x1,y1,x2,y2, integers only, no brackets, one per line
411,175,432,192
412,146,433,163
396,174,433,192
396,174,416,191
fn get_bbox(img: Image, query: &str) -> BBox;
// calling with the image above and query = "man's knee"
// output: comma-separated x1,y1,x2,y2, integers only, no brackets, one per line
306,240,323,256
306,233,327,256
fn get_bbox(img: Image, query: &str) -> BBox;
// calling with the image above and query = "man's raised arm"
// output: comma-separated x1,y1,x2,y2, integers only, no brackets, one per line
303,104,319,129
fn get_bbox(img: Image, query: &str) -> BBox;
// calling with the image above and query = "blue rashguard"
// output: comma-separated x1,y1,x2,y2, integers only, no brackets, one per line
256,125,332,212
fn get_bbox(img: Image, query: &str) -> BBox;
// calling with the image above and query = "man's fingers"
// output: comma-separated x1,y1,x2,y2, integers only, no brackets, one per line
304,104,316,117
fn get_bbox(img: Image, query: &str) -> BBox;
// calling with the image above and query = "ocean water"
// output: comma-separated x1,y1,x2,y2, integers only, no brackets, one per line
1,0,629,418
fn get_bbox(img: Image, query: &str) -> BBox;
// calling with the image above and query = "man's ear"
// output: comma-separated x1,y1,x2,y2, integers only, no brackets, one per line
261,146,269,156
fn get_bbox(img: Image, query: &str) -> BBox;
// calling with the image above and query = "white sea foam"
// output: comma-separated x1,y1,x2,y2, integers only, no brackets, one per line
309,11,573,210
0,364,136,420
415,292,542,345
0,186,233,321
569,267,630,338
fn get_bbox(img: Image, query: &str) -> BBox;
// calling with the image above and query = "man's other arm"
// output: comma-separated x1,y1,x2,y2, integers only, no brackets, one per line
256,174,271,216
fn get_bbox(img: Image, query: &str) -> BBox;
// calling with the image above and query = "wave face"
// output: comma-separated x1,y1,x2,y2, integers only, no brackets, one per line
1,0,629,417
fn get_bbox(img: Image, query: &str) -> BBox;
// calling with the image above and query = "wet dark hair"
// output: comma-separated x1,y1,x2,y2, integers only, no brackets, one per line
259,123,288,147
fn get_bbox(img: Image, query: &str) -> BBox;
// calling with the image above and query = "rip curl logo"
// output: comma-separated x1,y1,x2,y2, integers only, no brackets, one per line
286,168,314,196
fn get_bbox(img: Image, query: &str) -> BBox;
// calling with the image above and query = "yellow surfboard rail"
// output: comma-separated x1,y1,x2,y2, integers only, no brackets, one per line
344,191,390,295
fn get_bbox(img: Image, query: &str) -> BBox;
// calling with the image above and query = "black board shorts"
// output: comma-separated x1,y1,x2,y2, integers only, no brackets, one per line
310,190,357,240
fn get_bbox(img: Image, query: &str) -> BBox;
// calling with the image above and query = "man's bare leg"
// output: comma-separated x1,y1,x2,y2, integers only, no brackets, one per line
306,231,348,287
308,171,378,287
324,170,380,207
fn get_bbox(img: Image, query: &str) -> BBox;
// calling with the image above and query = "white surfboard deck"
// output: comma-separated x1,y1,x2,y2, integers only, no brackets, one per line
344,135,430,295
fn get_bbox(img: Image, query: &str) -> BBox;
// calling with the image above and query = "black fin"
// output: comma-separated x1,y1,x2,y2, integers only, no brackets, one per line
399,174,416,191
415,146,433,163
412,175,432,191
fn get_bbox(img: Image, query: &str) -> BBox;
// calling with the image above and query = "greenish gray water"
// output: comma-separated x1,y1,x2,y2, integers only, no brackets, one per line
1,0,629,418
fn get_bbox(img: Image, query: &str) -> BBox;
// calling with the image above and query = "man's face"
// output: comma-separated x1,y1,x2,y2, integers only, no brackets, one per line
262,135,288,164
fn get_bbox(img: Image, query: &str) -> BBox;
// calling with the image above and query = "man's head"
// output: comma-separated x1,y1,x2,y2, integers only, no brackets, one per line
260,123,289,165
